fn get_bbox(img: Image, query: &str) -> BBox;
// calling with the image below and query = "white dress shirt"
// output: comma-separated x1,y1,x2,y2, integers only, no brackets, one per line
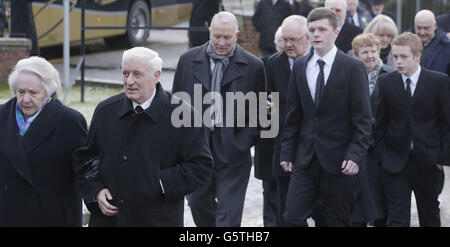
350,12,361,27
401,65,421,150
401,65,421,96
288,57,294,71
132,88,156,111
306,46,338,101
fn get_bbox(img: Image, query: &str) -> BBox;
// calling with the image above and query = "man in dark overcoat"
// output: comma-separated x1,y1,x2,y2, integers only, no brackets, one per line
172,11,266,227
73,47,213,227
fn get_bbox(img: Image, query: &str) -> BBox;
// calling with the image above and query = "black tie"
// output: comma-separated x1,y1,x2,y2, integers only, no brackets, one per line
349,16,354,25
135,105,144,114
315,59,325,109
405,78,412,104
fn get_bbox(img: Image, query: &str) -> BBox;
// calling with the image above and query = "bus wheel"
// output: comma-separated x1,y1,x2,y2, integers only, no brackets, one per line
126,0,150,46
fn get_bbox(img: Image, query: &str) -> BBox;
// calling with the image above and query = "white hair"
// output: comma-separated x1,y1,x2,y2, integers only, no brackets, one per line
281,15,308,36
325,0,348,10
122,47,163,75
210,11,239,33
274,26,283,43
8,56,61,98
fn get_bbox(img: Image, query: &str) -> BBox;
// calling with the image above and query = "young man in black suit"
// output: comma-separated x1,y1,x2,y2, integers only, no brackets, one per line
280,7,372,226
374,32,450,227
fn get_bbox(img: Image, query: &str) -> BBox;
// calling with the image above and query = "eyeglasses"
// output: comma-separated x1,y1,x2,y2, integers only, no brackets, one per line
282,34,307,44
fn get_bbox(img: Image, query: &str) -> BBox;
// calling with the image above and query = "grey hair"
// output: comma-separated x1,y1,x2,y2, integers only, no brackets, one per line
122,47,163,75
274,26,283,43
210,11,239,33
281,15,308,36
325,0,348,10
364,14,398,38
8,56,61,98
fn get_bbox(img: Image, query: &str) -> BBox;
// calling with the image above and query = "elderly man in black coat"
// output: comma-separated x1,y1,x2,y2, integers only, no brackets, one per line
74,47,213,227
172,11,266,227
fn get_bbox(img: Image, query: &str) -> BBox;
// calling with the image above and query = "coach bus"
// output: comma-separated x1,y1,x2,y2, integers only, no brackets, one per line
32,0,192,48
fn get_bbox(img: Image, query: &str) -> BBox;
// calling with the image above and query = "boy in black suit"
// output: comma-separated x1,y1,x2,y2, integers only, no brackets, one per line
375,32,450,227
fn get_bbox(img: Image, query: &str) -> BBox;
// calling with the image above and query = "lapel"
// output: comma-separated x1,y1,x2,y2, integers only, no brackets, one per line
279,52,291,73
411,68,427,106
2,98,35,187
318,50,344,107
392,72,410,105
221,45,246,88
299,52,315,106
192,44,212,91
22,98,65,155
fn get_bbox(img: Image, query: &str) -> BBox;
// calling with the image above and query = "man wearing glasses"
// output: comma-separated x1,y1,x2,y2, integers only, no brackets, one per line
264,15,310,226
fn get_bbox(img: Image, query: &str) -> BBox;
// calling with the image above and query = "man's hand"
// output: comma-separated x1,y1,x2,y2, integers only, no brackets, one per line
280,161,294,172
267,100,276,115
437,164,444,171
96,188,118,216
341,160,359,175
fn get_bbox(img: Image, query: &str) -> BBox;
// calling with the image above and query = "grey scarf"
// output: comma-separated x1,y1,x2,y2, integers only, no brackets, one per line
368,58,383,96
206,41,236,129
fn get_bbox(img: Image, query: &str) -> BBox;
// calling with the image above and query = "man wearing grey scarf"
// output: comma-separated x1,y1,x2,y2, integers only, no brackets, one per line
172,11,267,227
206,41,236,130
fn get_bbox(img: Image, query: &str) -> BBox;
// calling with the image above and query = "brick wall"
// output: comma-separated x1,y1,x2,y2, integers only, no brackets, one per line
0,38,31,85
236,15,261,58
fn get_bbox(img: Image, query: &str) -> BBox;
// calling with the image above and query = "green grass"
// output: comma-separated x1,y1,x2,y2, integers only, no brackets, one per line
0,83,123,125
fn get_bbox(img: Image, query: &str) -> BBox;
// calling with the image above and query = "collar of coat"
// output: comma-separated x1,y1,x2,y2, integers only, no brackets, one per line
1,97,66,187
117,82,166,122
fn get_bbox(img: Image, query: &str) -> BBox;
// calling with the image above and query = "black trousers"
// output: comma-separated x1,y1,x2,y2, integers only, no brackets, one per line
276,176,290,226
186,139,252,227
284,156,355,227
262,179,279,227
383,151,441,227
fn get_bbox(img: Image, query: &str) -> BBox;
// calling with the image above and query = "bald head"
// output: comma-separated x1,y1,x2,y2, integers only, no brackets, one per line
414,9,437,43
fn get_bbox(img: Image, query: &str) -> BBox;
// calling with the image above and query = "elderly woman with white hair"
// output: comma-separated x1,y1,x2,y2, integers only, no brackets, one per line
0,56,87,226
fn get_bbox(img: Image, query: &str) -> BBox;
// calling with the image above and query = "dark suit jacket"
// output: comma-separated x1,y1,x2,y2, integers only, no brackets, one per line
0,98,87,226
336,21,363,54
172,43,266,165
188,0,220,47
266,51,292,177
280,50,372,174
374,69,450,173
252,0,292,52
73,84,213,226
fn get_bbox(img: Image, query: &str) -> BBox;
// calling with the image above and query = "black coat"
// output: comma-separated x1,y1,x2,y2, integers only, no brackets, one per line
73,84,213,226
437,12,450,33
335,21,363,54
281,50,372,174
351,64,394,223
266,51,292,178
188,0,220,47
0,98,87,226
172,43,266,165
374,68,450,173
252,0,292,52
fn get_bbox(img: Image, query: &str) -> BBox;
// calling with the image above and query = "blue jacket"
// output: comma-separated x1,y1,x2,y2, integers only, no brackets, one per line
421,28,450,76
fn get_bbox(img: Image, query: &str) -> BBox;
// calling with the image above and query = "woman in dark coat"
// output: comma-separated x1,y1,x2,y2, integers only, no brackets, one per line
0,56,87,226
351,33,394,226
